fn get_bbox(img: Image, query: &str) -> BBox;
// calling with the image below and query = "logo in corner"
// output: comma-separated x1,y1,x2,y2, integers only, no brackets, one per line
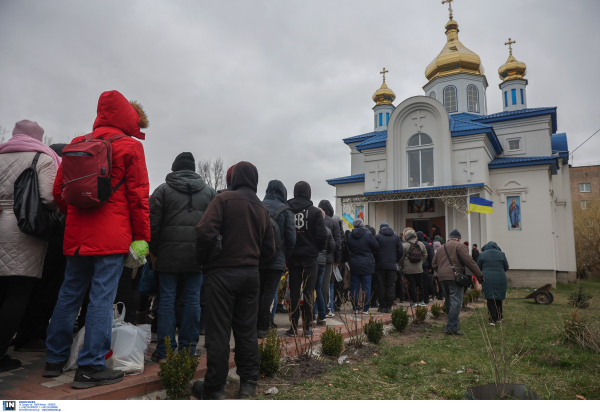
2,401,16,411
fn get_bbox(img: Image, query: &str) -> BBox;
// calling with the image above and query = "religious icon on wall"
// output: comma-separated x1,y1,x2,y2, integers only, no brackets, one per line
407,199,435,214
355,205,365,220
507,196,521,230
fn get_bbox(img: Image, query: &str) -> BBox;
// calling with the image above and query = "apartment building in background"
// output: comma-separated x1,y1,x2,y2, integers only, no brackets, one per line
570,162,600,209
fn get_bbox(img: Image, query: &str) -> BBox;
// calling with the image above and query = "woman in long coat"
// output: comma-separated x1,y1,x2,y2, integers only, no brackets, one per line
476,241,509,326
347,218,378,313
0,120,60,372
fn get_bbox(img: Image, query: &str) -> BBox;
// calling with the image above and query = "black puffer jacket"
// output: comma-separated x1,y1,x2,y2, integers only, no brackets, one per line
288,181,327,261
417,231,434,272
375,226,403,270
347,227,379,276
260,180,296,271
150,170,216,272
318,200,341,263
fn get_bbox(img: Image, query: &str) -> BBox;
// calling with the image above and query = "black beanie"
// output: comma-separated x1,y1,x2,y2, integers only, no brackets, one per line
449,229,461,239
172,152,195,172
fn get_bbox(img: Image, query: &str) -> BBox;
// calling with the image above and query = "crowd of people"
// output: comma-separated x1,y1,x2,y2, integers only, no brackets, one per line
0,89,511,400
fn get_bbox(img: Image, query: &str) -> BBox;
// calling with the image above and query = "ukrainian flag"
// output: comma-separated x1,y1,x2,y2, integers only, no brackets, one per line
469,197,493,214
342,213,354,229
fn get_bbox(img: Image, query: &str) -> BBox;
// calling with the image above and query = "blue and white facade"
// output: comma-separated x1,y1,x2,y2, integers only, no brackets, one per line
327,48,576,288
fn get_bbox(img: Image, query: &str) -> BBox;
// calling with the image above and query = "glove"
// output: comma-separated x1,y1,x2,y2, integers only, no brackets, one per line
130,240,149,260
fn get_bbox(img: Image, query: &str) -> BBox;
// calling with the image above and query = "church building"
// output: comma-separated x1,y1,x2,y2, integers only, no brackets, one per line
326,4,576,287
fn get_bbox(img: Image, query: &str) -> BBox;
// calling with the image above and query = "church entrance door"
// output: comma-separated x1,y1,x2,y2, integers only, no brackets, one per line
405,217,445,240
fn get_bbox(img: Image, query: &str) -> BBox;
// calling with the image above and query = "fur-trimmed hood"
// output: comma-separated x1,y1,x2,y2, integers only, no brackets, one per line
93,90,148,140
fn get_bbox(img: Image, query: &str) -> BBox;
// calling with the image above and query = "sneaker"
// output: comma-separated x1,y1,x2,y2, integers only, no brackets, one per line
410,303,418,308
257,329,269,340
304,329,313,337
15,338,47,352
0,355,22,373
285,328,296,337
316,318,326,325
326,312,334,318
71,366,125,389
43,360,67,377
192,381,226,400
158,358,167,364
488,323,496,327
363,311,369,315
269,320,278,329
276,304,287,314
239,380,258,399
445,330,463,336
419,302,426,307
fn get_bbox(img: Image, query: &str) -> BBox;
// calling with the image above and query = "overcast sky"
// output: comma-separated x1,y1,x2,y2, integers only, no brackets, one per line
1,0,599,209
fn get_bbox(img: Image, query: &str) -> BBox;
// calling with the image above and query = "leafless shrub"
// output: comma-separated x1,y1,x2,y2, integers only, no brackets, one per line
573,198,600,279
0,125,9,144
558,311,600,353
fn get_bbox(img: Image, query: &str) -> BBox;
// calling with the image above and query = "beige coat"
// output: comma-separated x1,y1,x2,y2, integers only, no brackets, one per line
398,229,427,274
0,151,58,278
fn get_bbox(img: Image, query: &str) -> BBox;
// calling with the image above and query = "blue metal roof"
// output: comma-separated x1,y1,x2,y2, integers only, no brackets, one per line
364,183,484,196
355,131,388,150
475,107,558,134
450,118,490,132
326,173,365,186
551,133,569,162
488,156,560,174
343,131,383,145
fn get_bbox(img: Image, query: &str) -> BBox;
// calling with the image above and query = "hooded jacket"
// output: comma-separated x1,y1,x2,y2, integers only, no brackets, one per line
417,231,434,272
260,180,296,271
347,227,379,276
195,161,275,274
149,170,216,273
318,200,341,263
52,90,150,256
398,229,427,274
375,226,403,271
287,181,327,261
477,241,509,300
432,238,483,282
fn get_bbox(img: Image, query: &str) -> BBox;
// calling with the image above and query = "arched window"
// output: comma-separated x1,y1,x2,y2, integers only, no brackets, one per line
443,86,457,112
467,85,479,112
407,133,434,188
429,91,436,100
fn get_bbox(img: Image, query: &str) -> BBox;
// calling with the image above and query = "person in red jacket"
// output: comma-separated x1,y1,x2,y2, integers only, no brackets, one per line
43,91,151,388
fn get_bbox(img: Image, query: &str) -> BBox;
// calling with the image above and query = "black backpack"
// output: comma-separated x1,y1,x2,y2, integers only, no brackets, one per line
267,204,292,260
406,240,424,264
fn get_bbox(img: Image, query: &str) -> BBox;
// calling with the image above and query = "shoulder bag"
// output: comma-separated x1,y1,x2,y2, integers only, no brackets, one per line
443,243,472,288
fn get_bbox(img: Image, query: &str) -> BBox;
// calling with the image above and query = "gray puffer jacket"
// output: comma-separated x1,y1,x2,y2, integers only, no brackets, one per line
149,170,216,273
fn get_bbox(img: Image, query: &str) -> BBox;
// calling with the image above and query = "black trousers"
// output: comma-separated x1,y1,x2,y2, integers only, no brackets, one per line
258,269,283,331
487,299,503,323
404,272,423,304
15,241,67,347
421,270,431,304
114,266,141,324
433,277,444,300
376,270,397,309
204,268,260,391
0,276,37,357
288,260,318,331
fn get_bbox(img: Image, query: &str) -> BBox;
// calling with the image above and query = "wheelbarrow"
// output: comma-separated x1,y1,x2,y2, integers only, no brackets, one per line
508,284,554,305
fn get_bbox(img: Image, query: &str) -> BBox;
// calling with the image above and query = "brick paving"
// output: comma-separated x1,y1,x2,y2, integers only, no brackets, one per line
0,299,444,400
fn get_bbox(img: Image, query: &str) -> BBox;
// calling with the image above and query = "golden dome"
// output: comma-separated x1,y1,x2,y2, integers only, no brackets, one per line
424,18,486,86
498,40,527,83
372,81,396,106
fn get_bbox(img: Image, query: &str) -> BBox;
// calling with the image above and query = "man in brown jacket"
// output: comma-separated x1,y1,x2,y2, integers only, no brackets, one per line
193,161,275,400
431,229,483,335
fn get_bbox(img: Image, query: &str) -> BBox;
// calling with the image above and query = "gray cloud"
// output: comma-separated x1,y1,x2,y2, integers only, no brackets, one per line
1,0,599,207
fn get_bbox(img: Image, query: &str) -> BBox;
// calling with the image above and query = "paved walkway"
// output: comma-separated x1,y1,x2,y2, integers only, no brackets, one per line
0,299,445,400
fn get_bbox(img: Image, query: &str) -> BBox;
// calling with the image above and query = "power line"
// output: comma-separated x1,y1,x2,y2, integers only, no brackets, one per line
571,127,600,154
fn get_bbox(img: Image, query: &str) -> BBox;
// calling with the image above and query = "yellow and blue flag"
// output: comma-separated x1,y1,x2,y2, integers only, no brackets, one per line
342,213,354,229
469,197,493,214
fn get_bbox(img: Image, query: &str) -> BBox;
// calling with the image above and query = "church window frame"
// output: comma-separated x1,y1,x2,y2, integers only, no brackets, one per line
379,113,383,127
520,89,524,105
511,89,517,105
507,138,521,152
429,91,436,100
504,91,508,107
443,86,457,113
386,112,390,126
406,133,434,188
580,183,591,193
467,84,480,113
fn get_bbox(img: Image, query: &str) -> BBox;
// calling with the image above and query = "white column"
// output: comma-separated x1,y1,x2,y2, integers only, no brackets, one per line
444,202,449,240
467,195,472,247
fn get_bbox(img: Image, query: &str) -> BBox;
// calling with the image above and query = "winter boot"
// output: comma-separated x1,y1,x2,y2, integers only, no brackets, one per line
239,380,258,399
71,366,124,389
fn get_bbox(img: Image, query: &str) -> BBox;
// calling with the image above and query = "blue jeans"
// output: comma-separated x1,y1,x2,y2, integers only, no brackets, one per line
156,272,202,359
329,282,335,313
441,280,464,333
351,274,372,312
46,254,125,369
271,277,282,321
313,265,326,320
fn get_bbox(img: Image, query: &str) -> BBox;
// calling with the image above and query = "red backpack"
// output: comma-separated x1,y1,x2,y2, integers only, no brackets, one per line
61,133,127,209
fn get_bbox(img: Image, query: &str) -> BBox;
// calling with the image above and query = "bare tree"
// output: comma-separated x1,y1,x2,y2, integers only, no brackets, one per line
573,198,600,279
43,135,54,146
196,157,227,191
0,125,8,144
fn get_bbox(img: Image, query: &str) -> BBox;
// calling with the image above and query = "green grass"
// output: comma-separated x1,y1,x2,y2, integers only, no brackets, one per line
263,281,600,400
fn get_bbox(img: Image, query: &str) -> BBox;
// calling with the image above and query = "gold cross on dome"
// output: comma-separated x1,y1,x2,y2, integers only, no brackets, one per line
380,67,388,82
442,0,454,19
505,38,516,55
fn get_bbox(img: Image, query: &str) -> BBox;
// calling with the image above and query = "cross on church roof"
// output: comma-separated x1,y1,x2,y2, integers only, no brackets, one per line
380,67,388,82
505,38,516,55
442,0,454,19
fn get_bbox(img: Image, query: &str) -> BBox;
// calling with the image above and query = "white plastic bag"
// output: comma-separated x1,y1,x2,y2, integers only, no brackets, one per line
110,323,151,375
333,266,342,282
64,326,86,371
124,246,146,269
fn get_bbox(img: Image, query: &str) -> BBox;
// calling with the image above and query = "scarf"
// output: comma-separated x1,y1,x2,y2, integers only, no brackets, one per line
0,134,62,170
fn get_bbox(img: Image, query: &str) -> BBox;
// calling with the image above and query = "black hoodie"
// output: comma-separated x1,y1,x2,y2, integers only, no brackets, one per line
195,161,276,274
287,181,327,261
318,199,341,263
261,180,296,271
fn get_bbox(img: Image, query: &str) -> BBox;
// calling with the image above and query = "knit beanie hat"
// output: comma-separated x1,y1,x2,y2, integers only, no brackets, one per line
380,222,389,229
172,152,196,172
449,229,461,239
13,119,44,142
353,218,365,228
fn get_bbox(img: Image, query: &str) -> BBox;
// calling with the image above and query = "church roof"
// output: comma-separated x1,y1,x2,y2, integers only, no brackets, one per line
489,156,561,174
342,130,385,145
453,107,558,133
326,173,365,186
365,183,485,196
551,133,569,162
